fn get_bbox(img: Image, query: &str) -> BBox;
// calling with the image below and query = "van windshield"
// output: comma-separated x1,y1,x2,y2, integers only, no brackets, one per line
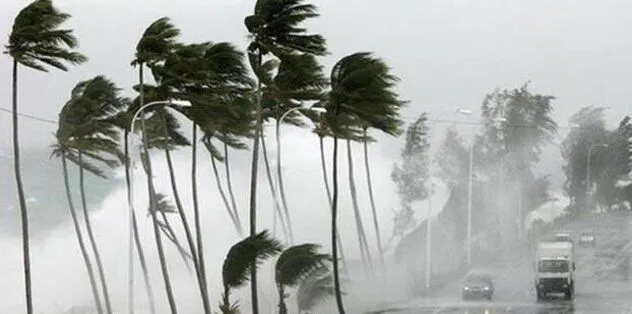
538,260,569,273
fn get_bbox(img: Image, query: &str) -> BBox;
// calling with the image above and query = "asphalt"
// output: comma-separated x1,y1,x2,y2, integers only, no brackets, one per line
369,212,632,314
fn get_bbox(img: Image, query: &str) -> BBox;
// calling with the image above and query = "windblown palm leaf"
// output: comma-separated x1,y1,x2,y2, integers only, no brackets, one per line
275,244,330,287
132,17,180,67
325,52,405,136
297,266,337,312
6,0,87,71
245,0,326,56
222,230,282,289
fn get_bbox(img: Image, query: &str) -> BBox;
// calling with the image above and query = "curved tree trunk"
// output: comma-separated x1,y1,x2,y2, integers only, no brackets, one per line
249,72,263,314
139,65,178,313
191,124,210,313
159,113,208,313
277,285,287,314
209,148,242,236
346,139,373,275
78,152,113,314
331,135,346,313
12,60,32,314
124,133,156,314
319,136,347,273
223,141,242,232
362,129,385,273
62,155,104,314
260,132,290,243
275,120,293,244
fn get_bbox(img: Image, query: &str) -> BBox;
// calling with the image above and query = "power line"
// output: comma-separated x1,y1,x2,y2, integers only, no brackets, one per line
0,107,57,124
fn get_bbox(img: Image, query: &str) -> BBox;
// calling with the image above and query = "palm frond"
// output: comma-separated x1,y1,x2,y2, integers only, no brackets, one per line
147,193,177,215
275,243,330,287
133,17,181,66
7,0,87,71
222,230,282,289
296,266,338,312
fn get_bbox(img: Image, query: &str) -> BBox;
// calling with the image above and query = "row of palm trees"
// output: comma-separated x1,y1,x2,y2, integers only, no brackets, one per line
7,0,405,313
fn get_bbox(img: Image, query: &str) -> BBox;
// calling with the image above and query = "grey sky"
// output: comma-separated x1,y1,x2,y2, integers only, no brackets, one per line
1,0,631,149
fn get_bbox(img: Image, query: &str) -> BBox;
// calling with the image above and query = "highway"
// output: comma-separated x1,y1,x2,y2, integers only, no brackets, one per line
369,212,632,313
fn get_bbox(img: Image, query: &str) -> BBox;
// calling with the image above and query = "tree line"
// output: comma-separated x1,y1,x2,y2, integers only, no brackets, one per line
7,0,405,313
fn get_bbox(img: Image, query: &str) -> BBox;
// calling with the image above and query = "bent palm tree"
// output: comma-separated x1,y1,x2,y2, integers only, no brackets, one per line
245,1,326,311
324,52,406,313
132,17,182,313
220,230,282,314
275,244,330,314
6,1,86,311
297,267,337,314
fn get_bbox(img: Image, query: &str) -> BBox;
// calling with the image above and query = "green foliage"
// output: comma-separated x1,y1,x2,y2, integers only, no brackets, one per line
245,0,327,57
222,230,283,289
324,52,405,138
296,266,337,313
392,113,431,204
275,244,330,287
148,193,177,215
132,17,181,67
6,0,87,71
52,76,126,179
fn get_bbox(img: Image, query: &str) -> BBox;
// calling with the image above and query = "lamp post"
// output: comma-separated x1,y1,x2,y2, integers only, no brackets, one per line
275,105,326,244
586,143,608,212
127,99,190,312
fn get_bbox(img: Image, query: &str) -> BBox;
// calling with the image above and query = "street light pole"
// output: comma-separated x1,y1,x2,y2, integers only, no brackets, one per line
456,109,475,267
585,143,608,212
127,99,190,312
275,105,326,244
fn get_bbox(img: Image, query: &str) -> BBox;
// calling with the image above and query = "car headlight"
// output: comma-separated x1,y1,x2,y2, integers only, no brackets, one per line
562,284,568,288
464,287,470,291
483,286,490,291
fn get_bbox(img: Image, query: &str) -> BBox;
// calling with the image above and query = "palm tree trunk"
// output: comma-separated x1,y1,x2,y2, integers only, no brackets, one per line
62,155,104,314
319,136,347,273
362,129,385,273
249,70,263,314
275,119,293,244
159,113,209,312
346,139,373,275
139,65,178,313
209,149,242,236
124,132,156,314
12,59,33,314
78,152,113,314
191,124,210,313
260,132,290,243
277,285,287,314
331,135,346,313
223,140,242,232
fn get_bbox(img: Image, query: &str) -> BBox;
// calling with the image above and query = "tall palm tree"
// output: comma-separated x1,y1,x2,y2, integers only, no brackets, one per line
219,230,283,314
6,1,87,311
245,1,326,310
323,52,406,313
274,244,330,314
52,76,126,314
361,126,385,272
132,16,182,313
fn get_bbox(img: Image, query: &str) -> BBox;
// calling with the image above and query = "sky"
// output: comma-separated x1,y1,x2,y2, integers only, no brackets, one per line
1,0,632,150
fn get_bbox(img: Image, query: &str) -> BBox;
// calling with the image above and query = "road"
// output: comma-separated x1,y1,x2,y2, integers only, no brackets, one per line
369,212,632,313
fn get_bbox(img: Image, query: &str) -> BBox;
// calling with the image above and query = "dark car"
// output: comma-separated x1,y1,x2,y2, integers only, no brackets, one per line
462,273,494,301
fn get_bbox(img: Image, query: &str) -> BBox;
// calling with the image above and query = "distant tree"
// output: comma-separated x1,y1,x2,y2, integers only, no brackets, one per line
391,113,431,238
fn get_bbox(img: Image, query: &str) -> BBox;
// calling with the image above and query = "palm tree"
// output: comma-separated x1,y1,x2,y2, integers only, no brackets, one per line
245,1,326,310
132,16,182,313
274,244,330,314
5,1,87,311
52,76,126,314
220,230,283,314
296,267,337,314
323,52,406,313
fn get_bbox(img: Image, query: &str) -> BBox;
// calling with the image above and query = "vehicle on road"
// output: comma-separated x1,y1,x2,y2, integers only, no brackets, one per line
461,273,494,301
579,232,596,247
535,241,575,300
554,232,574,244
